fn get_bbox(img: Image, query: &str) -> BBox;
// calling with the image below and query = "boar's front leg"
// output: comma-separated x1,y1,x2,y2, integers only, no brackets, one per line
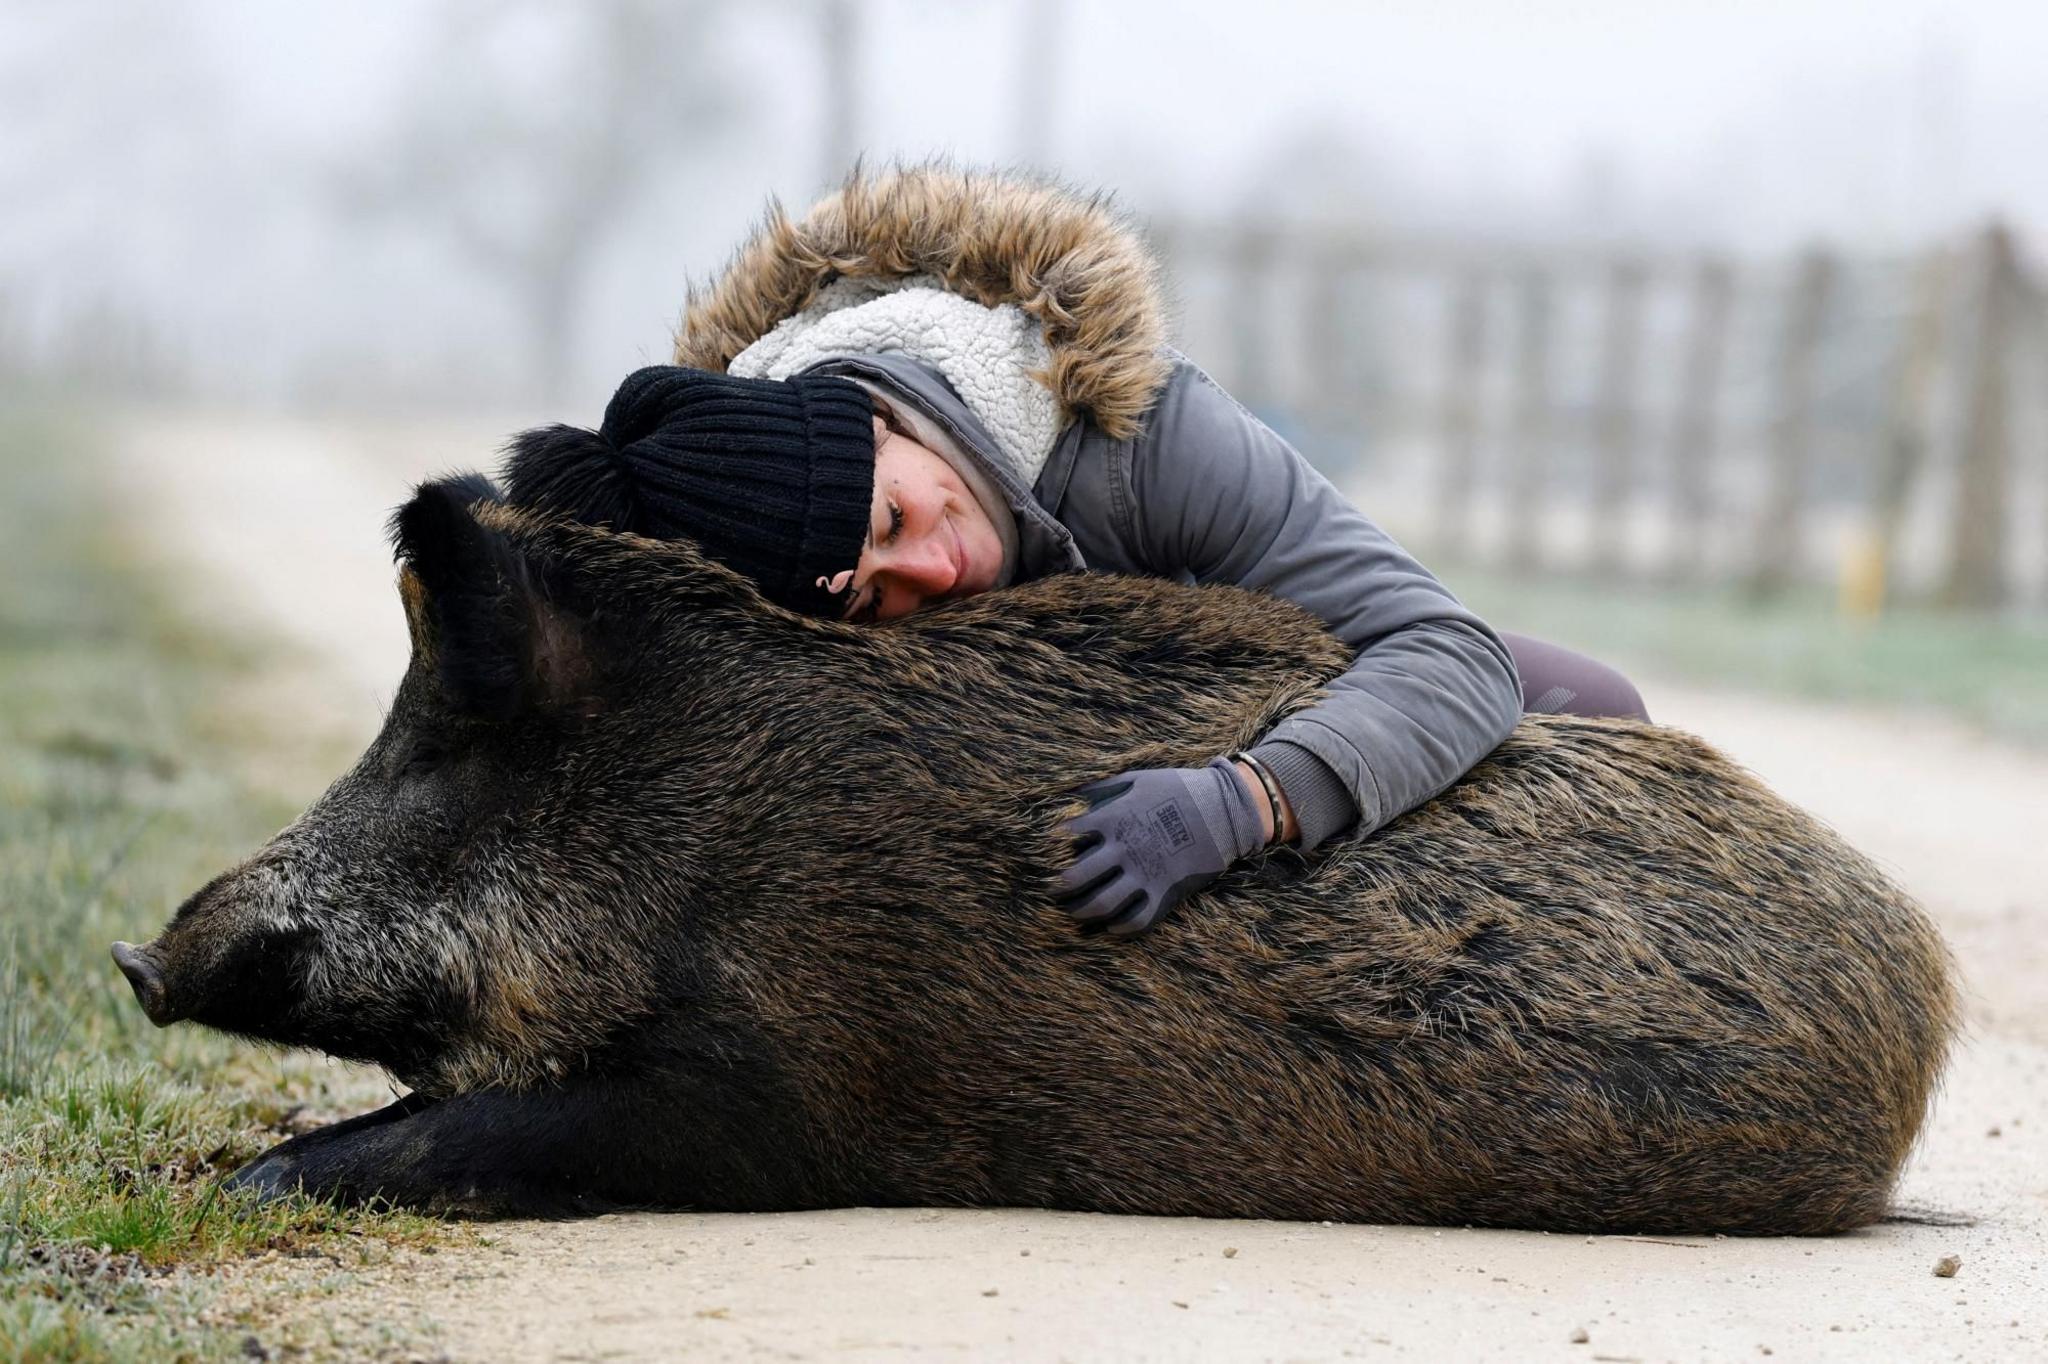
226,1075,825,1217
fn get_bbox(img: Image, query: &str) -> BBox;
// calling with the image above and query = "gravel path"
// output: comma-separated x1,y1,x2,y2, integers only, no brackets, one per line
113,411,2048,1362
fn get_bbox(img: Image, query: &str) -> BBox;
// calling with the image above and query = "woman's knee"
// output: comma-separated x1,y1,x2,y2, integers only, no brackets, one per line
1496,631,1650,723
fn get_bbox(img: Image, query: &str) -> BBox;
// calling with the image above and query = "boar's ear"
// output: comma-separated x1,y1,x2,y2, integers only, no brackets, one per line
389,474,587,719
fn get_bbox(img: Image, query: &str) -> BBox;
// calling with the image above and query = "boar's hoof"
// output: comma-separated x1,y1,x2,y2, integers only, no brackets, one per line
225,1148,311,1205
110,942,181,1027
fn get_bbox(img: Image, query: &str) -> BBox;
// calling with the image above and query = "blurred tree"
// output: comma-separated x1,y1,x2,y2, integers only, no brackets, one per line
1232,122,1401,230
340,0,741,403
816,0,860,194
0,2,215,394
1011,0,1065,173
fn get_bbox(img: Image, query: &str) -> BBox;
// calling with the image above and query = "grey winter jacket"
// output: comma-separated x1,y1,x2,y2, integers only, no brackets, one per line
674,164,1521,849
812,350,1523,851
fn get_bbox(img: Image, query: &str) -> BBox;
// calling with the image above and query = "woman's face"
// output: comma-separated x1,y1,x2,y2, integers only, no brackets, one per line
830,413,1004,621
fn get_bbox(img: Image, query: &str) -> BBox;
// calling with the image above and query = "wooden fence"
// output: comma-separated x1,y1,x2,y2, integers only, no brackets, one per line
1152,220,2048,613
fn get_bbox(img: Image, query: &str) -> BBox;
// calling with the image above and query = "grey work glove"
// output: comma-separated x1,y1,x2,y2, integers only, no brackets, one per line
1054,757,1267,937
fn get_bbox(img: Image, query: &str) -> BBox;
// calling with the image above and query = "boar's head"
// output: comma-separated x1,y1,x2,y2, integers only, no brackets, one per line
114,470,1350,1097
111,473,804,1095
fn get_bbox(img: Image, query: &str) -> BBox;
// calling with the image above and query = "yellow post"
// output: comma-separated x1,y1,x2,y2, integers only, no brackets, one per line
1839,526,1887,622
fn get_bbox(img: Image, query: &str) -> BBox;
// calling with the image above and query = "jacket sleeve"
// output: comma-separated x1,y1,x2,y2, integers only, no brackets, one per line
1124,362,1523,850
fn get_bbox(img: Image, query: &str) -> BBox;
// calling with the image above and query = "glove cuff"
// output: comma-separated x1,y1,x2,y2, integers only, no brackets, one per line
1202,757,1268,861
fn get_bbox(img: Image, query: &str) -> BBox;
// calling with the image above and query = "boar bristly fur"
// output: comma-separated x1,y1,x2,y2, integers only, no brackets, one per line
121,478,1957,1232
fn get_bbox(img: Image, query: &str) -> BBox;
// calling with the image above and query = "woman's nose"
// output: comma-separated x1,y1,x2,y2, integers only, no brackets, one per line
878,530,957,596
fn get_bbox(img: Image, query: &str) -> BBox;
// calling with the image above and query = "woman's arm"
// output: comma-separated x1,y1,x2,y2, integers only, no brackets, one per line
1121,358,1522,849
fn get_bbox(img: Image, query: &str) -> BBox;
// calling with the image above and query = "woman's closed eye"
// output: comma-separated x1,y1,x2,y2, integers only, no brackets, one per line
843,502,903,622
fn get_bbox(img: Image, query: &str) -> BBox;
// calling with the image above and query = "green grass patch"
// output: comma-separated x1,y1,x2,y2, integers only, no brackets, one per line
1448,564,2048,746
0,405,446,1361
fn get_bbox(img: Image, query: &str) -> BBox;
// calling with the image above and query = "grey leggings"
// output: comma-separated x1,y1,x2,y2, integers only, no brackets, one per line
1497,631,1649,722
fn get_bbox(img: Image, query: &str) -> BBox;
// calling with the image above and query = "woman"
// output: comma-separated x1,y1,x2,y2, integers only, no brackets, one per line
506,165,1647,937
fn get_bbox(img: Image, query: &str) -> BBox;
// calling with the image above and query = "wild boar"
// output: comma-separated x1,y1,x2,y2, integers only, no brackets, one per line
112,475,1957,1232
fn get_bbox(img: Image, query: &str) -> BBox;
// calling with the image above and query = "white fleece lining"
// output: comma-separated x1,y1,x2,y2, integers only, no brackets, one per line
727,274,1064,487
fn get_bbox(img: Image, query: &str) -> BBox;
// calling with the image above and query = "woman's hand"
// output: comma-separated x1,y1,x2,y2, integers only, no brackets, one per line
1053,758,1269,936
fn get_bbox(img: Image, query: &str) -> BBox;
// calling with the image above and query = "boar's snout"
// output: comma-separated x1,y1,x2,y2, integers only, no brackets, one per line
111,940,184,1027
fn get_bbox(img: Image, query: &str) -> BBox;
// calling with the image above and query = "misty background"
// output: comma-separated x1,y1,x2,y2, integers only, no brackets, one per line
4,0,2046,620
7,1,2044,401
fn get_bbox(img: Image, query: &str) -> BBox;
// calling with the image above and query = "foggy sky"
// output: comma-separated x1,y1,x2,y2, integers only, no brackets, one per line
5,0,2045,410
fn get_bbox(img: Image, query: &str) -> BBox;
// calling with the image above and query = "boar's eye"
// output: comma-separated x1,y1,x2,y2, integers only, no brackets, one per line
402,739,451,778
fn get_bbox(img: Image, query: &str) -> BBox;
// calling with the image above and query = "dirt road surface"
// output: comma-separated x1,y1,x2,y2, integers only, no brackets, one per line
112,412,2047,1362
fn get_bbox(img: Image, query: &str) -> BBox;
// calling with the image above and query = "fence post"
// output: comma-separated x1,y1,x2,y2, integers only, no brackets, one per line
1433,270,1487,559
1867,250,1952,609
1941,222,2017,609
1146,218,1183,302
2040,269,2048,608
1227,222,1278,415
1502,268,1554,571
1666,257,1734,582
1588,258,1646,575
1747,248,1835,599
1146,218,1191,374
1302,235,1362,466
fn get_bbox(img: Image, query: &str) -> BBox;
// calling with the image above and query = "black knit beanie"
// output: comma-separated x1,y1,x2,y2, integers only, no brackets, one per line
502,365,876,616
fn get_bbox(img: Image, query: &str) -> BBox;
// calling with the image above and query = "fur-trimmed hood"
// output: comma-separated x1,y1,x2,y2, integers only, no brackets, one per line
671,164,1171,441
